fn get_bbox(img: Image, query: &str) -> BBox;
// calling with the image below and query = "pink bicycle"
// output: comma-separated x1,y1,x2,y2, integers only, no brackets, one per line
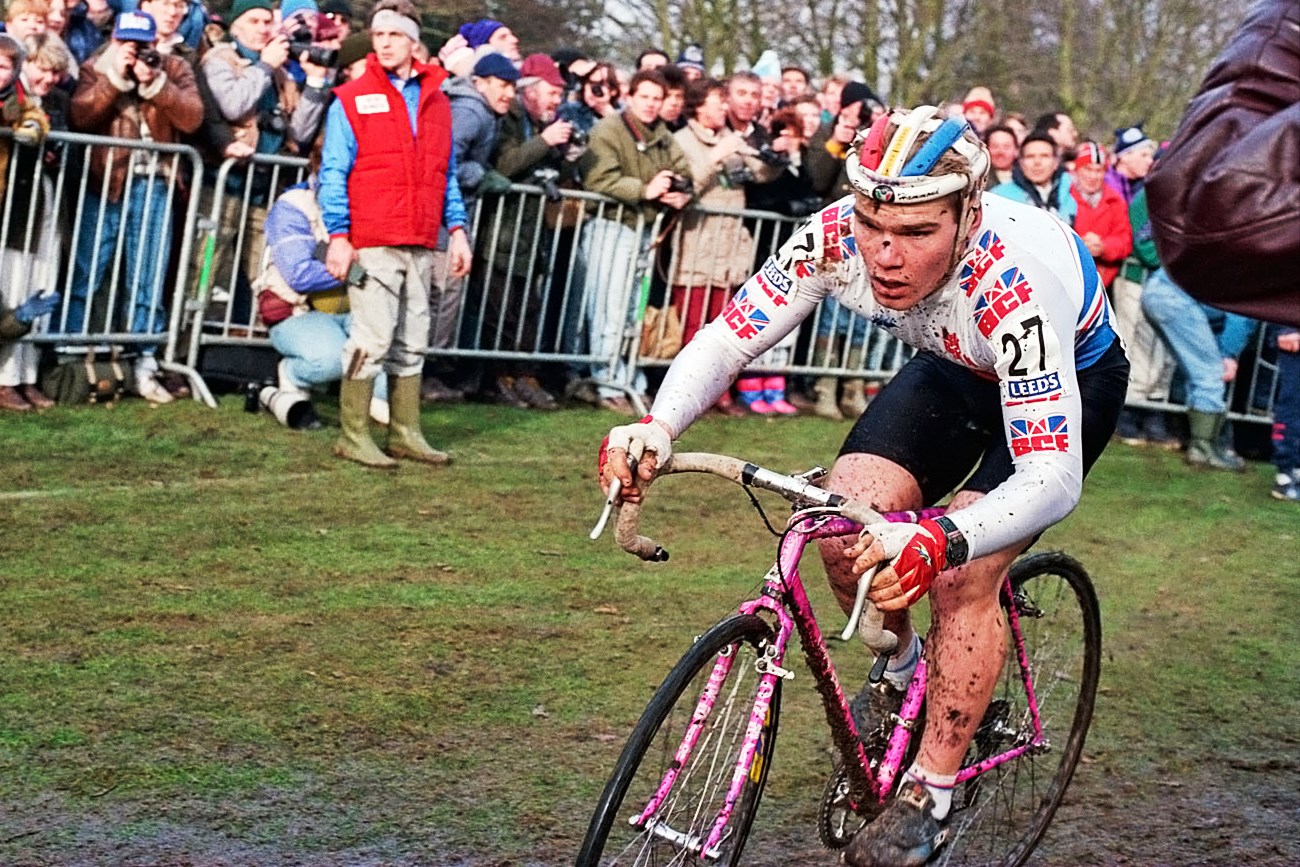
579,452,1100,866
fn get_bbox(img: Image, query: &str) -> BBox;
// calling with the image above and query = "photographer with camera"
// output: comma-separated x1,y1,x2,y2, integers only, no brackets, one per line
197,0,330,326
576,68,692,414
66,10,202,403
557,59,619,147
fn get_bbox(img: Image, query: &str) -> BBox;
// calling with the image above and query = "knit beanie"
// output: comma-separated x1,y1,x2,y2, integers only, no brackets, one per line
458,18,504,49
279,0,318,20
1114,124,1154,157
839,81,880,112
227,0,273,24
337,32,370,69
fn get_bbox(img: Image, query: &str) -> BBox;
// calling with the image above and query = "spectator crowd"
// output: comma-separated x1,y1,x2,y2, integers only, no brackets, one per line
0,0,1293,501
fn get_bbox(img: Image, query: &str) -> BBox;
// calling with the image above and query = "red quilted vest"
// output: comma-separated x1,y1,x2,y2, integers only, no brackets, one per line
334,54,451,249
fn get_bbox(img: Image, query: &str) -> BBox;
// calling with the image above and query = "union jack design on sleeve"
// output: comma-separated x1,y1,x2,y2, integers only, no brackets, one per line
1009,414,1071,456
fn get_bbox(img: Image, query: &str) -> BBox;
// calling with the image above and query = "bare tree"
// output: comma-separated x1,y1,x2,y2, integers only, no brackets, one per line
439,0,1246,135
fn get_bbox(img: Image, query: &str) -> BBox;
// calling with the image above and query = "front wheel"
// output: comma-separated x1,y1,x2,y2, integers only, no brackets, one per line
937,551,1102,866
576,614,782,866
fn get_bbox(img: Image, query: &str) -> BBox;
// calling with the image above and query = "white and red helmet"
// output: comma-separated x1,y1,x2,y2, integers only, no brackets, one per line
846,105,990,205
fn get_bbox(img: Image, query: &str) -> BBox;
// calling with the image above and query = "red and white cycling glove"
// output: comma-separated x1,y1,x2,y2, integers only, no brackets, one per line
889,519,949,605
597,415,672,480
862,518,959,607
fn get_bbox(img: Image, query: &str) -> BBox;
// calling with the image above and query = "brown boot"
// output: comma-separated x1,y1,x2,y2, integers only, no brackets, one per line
19,384,55,409
0,385,32,412
812,376,844,420
386,374,451,465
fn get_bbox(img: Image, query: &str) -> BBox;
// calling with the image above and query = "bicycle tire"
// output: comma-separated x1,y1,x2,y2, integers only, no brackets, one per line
936,551,1102,867
576,614,782,866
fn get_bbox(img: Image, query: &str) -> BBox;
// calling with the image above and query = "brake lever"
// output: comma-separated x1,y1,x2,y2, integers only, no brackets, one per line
589,477,622,541
589,442,645,541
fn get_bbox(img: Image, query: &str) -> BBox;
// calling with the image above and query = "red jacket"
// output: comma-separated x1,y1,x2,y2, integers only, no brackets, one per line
1070,182,1132,287
333,55,451,249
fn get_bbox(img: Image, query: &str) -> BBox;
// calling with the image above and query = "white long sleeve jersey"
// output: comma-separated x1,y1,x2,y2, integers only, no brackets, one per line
650,194,1119,560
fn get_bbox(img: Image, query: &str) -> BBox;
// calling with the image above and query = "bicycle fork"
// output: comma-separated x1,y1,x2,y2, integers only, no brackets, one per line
633,609,794,860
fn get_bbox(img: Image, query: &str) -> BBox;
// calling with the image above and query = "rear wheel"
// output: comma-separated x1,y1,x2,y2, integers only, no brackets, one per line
937,551,1102,866
576,614,782,866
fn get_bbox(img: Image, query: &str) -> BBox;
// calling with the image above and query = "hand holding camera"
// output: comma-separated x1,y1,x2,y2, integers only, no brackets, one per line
261,34,291,70
540,119,574,148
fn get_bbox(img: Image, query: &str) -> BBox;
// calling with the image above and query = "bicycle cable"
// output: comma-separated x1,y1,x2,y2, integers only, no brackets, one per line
741,484,783,537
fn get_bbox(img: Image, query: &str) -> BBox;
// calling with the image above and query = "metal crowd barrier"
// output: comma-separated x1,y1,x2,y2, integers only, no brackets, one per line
1,134,1282,426
0,129,213,404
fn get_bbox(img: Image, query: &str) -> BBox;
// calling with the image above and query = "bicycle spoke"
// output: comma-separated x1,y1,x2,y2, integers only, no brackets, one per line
578,615,781,867
938,553,1101,867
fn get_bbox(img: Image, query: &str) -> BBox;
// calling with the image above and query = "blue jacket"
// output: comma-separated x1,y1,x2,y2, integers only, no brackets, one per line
991,166,1077,227
264,180,339,295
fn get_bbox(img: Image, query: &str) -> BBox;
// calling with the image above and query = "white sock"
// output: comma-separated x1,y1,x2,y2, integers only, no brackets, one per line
1279,472,1295,486
905,763,957,820
883,632,922,690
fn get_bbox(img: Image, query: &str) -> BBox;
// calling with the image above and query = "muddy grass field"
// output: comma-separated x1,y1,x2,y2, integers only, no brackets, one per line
2,401,1297,866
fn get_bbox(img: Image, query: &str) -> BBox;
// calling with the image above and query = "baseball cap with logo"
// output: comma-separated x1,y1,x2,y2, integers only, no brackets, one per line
114,10,157,42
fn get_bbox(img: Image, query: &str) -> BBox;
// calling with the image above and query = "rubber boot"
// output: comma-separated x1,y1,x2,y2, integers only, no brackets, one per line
812,376,844,420
386,374,451,465
762,375,798,415
1185,410,1246,472
333,377,398,469
839,346,869,418
736,376,772,414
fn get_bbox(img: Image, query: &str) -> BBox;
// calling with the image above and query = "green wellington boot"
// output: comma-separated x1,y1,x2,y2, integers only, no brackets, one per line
333,377,398,469
1185,410,1246,472
386,374,451,466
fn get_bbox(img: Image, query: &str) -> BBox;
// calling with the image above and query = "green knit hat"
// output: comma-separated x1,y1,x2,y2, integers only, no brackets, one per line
227,0,274,24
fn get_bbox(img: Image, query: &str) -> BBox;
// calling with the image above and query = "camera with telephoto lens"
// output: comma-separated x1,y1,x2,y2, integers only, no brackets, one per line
288,28,339,68
666,173,693,194
283,10,343,69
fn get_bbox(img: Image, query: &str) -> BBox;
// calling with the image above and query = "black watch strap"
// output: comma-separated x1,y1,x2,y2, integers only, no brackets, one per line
933,515,969,567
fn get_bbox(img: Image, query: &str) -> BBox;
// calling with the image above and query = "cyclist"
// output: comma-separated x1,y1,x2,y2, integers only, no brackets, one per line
598,104,1129,866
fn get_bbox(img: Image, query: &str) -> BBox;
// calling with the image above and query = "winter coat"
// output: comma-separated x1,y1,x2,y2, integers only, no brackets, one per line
1071,181,1133,287
69,45,203,202
444,75,497,198
482,100,572,271
578,110,692,230
990,166,1077,226
670,118,755,289
1145,0,1300,326
254,182,347,327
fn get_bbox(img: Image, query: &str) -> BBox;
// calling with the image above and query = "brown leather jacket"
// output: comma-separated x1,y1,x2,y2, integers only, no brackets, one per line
1145,0,1300,326
70,45,204,203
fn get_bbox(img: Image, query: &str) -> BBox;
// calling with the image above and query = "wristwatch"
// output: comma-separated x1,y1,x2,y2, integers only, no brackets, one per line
932,516,969,567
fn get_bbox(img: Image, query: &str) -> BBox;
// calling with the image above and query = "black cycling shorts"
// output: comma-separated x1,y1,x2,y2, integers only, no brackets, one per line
839,339,1130,508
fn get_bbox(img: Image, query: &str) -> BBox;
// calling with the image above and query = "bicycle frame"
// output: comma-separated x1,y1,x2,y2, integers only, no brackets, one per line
628,509,1053,859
